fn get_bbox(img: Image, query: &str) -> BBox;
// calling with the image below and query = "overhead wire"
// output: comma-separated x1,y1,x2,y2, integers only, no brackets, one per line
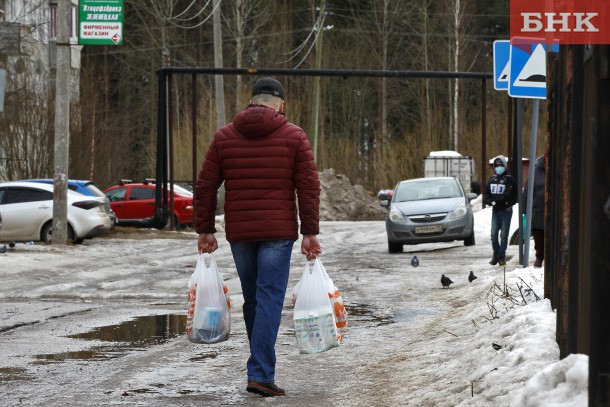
168,0,212,22
165,0,219,29
292,21,323,69
280,3,327,69
170,0,199,20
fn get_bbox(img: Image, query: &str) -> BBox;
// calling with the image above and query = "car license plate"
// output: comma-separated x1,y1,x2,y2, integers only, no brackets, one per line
415,225,443,234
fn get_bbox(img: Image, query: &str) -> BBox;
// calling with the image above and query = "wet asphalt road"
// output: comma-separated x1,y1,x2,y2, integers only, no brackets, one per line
0,221,492,406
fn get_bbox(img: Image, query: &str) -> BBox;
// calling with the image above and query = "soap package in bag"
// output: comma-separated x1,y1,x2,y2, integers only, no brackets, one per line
293,259,340,354
187,254,231,344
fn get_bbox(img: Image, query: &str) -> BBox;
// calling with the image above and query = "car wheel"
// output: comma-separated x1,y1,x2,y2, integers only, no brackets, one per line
174,215,184,230
165,215,182,230
41,222,77,244
388,241,403,253
41,222,53,244
464,231,475,246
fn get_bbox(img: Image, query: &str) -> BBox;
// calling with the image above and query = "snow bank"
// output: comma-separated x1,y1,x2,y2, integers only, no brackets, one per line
511,353,588,407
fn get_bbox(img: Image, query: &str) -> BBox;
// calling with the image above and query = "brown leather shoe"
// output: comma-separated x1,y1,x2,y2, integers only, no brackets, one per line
246,380,286,397
533,258,543,268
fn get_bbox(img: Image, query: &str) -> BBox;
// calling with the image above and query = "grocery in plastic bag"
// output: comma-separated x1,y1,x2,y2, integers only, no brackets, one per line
187,253,231,344
292,258,347,343
293,259,340,354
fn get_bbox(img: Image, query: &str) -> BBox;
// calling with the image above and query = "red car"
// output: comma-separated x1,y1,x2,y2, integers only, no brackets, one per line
104,181,194,228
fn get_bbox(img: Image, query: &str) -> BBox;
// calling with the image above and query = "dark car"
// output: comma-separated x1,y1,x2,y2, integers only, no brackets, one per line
104,180,194,228
381,177,477,253
24,179,117,227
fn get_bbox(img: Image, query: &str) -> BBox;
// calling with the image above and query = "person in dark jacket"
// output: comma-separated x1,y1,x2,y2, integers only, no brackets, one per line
195,77,321,397
522,155,546,268
483,155,518,266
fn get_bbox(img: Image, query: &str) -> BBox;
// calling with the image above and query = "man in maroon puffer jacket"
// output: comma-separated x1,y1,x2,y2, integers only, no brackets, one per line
195,77,321,397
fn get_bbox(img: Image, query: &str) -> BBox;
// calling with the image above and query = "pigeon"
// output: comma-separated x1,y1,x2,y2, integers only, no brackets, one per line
468,271,477,283
0,245,6,254
411,255,419,267
441,274,454,288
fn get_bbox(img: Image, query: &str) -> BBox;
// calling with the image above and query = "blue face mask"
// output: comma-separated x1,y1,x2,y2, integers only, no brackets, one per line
495,166,506,175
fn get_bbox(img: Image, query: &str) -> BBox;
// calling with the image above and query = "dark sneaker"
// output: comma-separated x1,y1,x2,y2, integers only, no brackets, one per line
246,380,286,397
489,256,498,266
498,256,506,266
533,258,543,268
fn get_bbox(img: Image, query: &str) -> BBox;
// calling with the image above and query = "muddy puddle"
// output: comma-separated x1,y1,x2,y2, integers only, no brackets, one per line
0,367,34,382
344,303,394,326
34,314,187,364
32,304,397,365
283,302,395,332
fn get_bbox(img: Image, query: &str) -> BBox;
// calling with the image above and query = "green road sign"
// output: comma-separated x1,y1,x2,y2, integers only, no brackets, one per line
78,0,124,46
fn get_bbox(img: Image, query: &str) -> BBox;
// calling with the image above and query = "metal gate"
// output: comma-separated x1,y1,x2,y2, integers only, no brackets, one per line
152,67,492,230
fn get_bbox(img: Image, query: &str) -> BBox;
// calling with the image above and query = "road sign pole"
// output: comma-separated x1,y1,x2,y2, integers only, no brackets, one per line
516,98,523,265
523,99,539,267
511,98,522,262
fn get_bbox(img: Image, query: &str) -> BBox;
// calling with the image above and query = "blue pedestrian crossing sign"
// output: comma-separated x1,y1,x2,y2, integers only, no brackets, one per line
493,40,510,91
508,41,559,99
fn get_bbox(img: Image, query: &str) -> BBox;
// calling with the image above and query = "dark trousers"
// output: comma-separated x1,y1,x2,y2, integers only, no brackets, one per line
532,228,544,260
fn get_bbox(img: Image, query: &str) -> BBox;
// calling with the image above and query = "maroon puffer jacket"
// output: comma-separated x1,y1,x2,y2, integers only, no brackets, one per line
195,104,320,243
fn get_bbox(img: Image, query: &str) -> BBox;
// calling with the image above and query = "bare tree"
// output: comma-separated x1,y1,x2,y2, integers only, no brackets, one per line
345,0,415,188
223,0,270,111
350,0,412,150
71,0,514,194
444,0,474,152
0,73,53,180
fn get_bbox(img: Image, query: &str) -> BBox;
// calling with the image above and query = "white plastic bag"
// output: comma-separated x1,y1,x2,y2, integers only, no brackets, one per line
293,258,347,343
293,260,339,354
187,253,231,344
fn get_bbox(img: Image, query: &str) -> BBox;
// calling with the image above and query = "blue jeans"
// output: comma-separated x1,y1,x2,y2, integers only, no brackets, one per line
230,240,294,384
490,207,513,259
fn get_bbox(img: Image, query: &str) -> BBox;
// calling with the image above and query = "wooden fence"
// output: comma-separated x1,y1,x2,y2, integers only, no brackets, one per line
546,45,610,407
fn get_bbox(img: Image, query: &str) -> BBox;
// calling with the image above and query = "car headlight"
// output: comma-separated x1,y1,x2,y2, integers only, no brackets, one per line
450,202,467,219
389,207,406,223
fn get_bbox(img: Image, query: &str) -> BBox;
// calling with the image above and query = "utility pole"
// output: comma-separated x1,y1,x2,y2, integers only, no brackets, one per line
53,0,71,245
311,0,325,162
213,0,225,128
452,0,460,152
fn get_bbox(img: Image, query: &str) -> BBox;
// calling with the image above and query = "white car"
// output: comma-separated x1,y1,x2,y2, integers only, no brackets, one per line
0,181,113,244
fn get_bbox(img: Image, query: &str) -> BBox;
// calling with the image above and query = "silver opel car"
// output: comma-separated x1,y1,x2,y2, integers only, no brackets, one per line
381,177,477,253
